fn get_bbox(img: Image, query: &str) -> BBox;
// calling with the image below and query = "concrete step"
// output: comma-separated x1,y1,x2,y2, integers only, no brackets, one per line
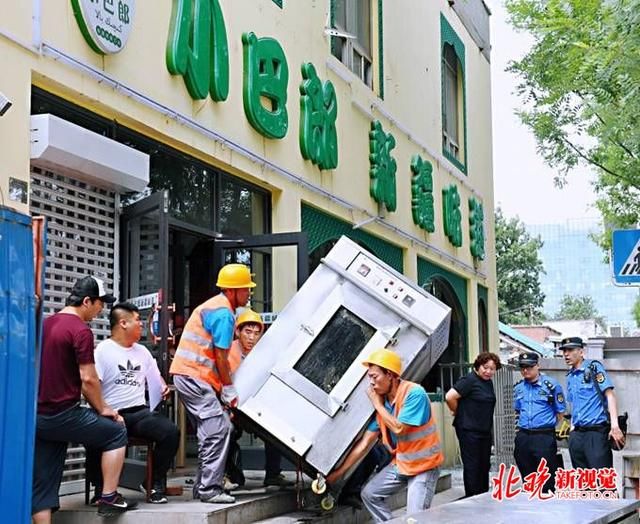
253,472,459,524
53,471,315,524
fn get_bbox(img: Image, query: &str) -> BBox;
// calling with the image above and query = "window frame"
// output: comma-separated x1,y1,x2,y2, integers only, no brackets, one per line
440,14,467,174
330,0,384,98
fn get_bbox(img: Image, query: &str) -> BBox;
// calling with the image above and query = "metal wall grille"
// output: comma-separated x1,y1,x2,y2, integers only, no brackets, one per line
30,166,116,339
29,166,117,491
493,364,519,468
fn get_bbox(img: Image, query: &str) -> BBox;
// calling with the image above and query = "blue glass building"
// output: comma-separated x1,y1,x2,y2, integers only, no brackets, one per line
527,219,639,333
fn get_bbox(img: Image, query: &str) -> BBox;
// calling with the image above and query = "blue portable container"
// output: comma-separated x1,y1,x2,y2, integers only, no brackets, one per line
0,207,40,522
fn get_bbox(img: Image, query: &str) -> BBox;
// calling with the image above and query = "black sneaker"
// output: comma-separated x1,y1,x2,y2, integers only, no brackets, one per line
149,490,168,504
97,493,138,516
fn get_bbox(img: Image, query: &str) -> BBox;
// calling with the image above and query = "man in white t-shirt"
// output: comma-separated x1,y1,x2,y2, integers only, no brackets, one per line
86,302,180,504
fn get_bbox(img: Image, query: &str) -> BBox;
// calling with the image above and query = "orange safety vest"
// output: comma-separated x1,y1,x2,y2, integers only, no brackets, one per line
228,339,249,375
169,294,233,392
377,380,444,476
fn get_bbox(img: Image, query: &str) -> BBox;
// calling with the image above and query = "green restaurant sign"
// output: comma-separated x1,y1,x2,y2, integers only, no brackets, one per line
72,0,484,259
71,0,135,55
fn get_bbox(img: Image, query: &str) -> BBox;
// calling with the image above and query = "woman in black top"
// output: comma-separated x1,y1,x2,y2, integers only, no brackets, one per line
445,352,501,497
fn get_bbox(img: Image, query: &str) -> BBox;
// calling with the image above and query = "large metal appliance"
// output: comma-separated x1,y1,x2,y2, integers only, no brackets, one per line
234,236,451,477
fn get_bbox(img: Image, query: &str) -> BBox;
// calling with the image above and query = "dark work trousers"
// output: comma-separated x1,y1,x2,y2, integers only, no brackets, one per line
264,441,282,478
456,428,492,497
569,428,612,469
514,431,558,493
87,408,180,491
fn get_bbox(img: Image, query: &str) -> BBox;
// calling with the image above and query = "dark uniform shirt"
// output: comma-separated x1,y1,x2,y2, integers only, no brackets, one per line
566,359,613,427
452,371,496,434
514,373,565,429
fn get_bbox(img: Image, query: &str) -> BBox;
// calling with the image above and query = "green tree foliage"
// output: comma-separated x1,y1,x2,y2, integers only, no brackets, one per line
495,208,546,324
555,294,595,319
505,0,640,251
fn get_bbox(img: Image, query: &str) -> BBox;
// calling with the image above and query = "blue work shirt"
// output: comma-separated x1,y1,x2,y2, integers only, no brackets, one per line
200,296,235,350
367,384,430,446
566,359,614,427
513,373,565,429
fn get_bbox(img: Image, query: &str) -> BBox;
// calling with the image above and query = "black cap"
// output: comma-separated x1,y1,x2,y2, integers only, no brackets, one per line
70,276,116,304
518,351,539,367
559,336,584,351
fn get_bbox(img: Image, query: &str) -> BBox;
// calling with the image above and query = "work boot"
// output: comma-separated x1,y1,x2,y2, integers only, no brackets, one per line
201,492,236,504
263,473,294,487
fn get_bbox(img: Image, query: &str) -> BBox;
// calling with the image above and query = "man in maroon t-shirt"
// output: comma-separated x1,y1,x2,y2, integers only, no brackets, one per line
32,276,136,522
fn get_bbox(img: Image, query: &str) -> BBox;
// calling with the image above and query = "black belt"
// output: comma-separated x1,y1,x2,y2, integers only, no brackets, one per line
518,427,555,434
119,405,147,414
573,424,609,432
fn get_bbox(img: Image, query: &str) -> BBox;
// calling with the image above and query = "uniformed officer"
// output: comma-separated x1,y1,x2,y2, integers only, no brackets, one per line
513,351,565,492
561,336,625,469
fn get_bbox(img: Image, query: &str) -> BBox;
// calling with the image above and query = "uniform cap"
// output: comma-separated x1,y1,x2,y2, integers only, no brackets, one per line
559,336,584,351
71,276,116,303
518,351,539,367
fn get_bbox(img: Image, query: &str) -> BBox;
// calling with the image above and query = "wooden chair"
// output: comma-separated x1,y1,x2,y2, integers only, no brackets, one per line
84,436,155,504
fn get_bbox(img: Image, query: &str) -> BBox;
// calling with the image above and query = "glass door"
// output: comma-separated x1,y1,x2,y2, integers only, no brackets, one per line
120,190,171,378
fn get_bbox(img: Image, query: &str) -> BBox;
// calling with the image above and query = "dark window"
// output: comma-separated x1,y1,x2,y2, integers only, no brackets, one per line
442,43,460,159
294,306,375,393
331,0,373,88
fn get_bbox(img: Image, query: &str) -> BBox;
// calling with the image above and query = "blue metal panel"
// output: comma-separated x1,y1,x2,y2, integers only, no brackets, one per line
0,207,38,523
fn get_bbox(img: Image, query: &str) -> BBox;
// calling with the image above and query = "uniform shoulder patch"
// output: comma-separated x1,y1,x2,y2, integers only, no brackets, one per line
557,393,565,403
595,372,605,384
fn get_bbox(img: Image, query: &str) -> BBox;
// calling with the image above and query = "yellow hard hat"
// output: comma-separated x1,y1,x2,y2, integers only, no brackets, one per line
236,309,264,331
216,264,257,289
362,348,402,376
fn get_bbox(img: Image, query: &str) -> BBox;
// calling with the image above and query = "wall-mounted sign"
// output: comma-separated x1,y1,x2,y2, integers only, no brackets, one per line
410,154,435,233
468,197,485,260
369,120,397,212
443,184,462,248
71,0,135,55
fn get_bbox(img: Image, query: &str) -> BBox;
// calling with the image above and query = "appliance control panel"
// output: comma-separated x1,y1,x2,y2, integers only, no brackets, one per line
346,253,442,326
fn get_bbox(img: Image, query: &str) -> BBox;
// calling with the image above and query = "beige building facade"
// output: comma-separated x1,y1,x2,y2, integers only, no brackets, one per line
1,0,495,468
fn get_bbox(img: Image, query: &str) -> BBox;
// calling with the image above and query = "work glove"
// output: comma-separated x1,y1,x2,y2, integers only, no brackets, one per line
221,384,238,407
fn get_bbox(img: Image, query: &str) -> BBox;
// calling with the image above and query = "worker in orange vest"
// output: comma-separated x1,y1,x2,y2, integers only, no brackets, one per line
170,263,255,504
226,310,294,488
326,348,443,522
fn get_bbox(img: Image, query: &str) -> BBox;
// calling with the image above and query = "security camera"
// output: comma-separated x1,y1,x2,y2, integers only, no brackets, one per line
0,92,13,117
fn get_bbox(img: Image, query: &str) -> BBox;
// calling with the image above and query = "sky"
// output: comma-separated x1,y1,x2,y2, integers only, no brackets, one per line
487,0,601,225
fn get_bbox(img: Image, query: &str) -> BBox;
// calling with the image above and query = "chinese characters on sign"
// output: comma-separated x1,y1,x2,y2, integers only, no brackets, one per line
166,1,485,245
369,121,397,213
410,155,435,233
71,0,136,54
468,197,485,260
242,32,289,139
299,63,338,170
442,184,462,247
492,460,618,501
166,0,229,101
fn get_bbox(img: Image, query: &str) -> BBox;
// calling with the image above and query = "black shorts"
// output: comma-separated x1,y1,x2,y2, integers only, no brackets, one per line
32,404,127,514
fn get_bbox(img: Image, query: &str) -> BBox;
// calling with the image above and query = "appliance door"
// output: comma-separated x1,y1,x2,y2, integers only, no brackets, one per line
272,279,406,418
